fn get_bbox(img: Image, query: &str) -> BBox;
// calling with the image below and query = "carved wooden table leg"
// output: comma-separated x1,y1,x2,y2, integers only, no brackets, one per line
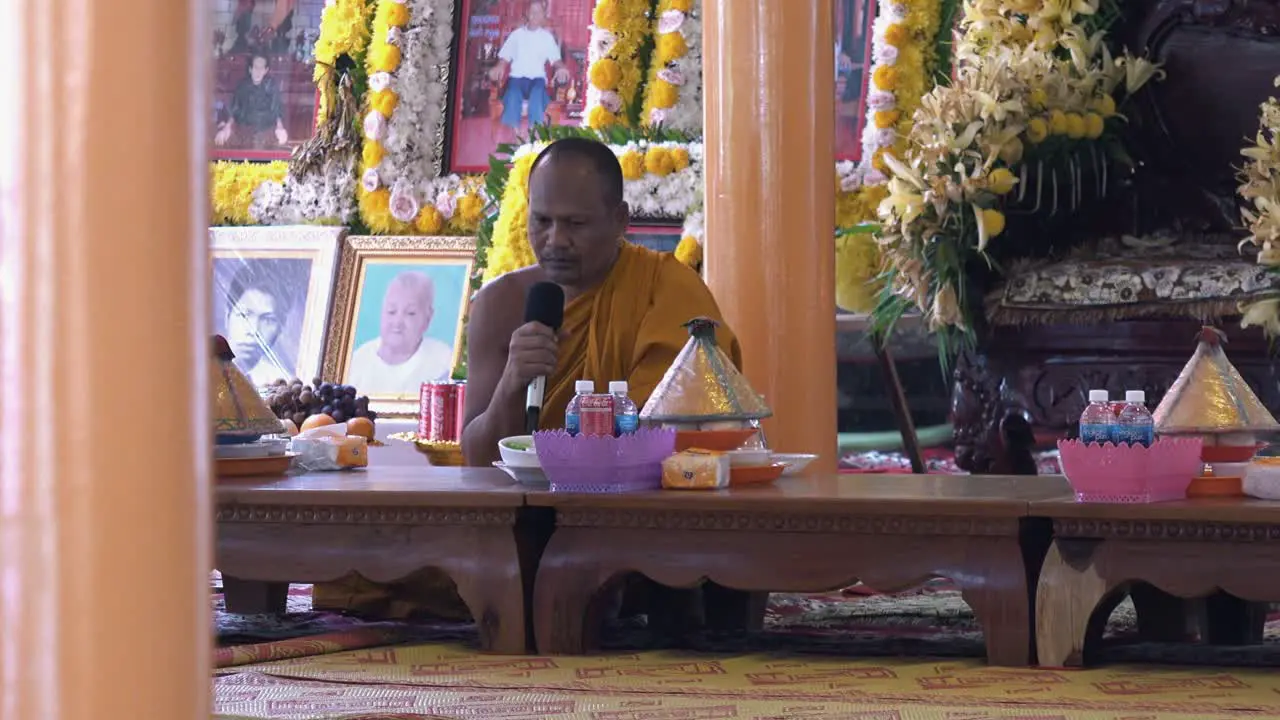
1036,539,1119,667
445,524,537,655
957,535,1040,667
533,528,632,655
222,576,288,614
1199,593,1267,645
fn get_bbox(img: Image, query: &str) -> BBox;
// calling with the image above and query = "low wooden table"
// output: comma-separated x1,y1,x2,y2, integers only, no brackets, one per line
216,466,549,653
1034,497,1280,667
528,474,1070,665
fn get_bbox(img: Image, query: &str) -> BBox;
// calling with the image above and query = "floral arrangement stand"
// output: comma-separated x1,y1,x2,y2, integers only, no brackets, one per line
946,3,1280,474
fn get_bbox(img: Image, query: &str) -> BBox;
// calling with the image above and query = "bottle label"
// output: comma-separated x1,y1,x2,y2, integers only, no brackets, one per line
565,413,580,436
616,414,638,435
1112,424,1153,447
1079,423,1112,445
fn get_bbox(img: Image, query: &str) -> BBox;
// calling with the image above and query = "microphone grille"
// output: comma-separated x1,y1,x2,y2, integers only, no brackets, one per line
524,281,565,330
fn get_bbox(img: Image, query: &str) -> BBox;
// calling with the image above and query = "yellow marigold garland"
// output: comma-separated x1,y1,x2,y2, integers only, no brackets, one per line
313,0,374,126
358,0,412,234
210,161,289,225
584,0,656,129
639,0,696,127
483,152,541,282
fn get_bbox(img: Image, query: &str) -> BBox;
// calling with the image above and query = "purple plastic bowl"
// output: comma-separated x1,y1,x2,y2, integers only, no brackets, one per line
533,427,676,493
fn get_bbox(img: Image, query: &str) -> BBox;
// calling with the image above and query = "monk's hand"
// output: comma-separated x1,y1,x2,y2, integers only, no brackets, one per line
501,321,559,395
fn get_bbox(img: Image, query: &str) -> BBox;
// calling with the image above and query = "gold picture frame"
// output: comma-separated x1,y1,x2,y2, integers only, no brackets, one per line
322,235,476,417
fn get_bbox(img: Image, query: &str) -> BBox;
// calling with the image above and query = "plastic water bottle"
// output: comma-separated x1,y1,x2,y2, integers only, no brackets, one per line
1114,390,1155,447
564,380,594,436
1079,389,1114,445
608,380,639,435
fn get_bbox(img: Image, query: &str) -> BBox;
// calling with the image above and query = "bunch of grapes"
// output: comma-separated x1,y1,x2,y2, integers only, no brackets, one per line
266,377,376,428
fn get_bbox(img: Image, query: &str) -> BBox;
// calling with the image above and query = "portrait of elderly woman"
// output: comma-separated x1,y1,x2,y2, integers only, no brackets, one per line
345,265,468,397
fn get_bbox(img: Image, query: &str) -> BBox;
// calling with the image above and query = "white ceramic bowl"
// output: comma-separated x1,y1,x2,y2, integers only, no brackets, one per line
727,448,772,468
498,435,541,468
1210,461,1250,478
773,453,818,477
493,462,549,488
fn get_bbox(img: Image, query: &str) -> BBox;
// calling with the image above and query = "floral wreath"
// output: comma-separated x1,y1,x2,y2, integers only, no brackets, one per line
1238,76,1280,336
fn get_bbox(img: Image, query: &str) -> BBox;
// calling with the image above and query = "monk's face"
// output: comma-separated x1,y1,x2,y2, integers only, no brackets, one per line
528,154,628,288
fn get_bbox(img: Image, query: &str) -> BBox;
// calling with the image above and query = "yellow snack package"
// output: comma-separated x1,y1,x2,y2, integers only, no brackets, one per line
662,449,730,490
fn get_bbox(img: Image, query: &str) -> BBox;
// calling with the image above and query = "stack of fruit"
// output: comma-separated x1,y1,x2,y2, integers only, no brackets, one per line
266,378,377,439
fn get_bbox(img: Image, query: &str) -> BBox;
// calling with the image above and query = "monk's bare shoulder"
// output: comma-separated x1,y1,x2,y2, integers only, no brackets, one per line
470,265,548,337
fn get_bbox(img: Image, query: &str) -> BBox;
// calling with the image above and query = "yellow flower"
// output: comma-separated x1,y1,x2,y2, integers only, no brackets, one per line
362,141,385,168
644,147,676,176
383,1,410,27
593,0,620,30
1026,117,1049,143
369,89,398,117
667,0,693,10
884,24,909,46
981,208,1006,238
1090,94,1117,118
1029,87,1048,109
1048,109,1069,135
586,104,618,129
1084,112,1105,139
619,151,645,180
656,32,688,64
674,236,702,267
415,205,444,234
874,110,901,129
873,65,899,91
988,168,1017,195
999,137,1025,165
457,193,485,224
670,147,691,171
369,44,401,73
1064,112,1086,139
589,58,622,91
209,161,287,225
649,80,678,109
360,189,397,232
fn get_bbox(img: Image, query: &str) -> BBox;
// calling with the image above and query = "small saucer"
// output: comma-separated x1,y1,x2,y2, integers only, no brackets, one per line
730,463,787,487
493,461,549,489
772,453,818,476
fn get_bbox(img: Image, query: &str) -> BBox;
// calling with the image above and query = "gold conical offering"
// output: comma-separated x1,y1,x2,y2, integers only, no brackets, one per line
1153,327,1280,434
212,335,285,441
640,317,772,423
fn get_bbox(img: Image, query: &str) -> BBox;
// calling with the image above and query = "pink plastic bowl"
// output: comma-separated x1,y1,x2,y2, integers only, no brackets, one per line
533,427,676,493
1057,436,1203,503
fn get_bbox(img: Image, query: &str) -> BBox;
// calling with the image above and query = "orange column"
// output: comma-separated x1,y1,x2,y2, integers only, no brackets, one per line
703,0,838,473
0,0,210,718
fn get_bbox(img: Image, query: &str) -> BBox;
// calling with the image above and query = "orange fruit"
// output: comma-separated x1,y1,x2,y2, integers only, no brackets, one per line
346,416,376,440
300,414,336,432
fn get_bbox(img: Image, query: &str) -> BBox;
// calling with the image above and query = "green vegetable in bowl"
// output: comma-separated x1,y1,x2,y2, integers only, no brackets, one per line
501,437,534,452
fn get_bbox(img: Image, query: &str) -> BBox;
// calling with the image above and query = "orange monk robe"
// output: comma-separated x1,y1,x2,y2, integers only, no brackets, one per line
540,241,742,426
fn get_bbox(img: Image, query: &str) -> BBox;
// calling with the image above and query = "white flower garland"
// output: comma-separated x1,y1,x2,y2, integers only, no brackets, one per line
362,0,458,219
646,1,703,134
250,161,359,225
858,1,904,182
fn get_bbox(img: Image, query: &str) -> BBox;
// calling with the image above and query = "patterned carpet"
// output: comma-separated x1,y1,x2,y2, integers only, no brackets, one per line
213,578,1280,719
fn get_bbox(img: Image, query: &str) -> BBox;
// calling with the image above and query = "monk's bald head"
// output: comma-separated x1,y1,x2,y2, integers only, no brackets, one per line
527,138,629,291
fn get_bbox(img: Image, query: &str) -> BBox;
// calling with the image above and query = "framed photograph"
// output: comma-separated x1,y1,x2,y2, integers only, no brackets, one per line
448,0,595,173
627,224,682,254
210,225,346,387
210,0,323,161
323,236,477,416
835,0,876,161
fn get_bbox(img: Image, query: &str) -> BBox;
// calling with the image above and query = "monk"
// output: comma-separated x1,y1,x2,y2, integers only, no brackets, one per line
462,136,741,462
312,137,742,620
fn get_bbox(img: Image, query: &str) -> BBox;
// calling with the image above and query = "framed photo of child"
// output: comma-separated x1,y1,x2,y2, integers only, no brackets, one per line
322,236,476,416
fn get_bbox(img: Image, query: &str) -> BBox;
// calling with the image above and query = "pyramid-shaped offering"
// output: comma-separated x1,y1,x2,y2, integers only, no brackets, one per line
639,317,772,424
212,335,285,442
1153,327,1280,434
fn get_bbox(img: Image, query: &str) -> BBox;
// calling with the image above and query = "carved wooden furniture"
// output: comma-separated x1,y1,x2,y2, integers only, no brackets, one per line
1033,497,1279,667
216,467,551,654
957,0,1280,473
528,474,1070,666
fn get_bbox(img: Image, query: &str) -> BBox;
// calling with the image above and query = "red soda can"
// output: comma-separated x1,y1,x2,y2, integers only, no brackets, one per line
453,381,467,442
419,383,434,438
430,382,458,442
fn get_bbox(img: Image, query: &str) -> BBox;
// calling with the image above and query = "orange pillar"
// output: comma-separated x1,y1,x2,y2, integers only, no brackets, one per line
0,0,211,717
703,0,838,473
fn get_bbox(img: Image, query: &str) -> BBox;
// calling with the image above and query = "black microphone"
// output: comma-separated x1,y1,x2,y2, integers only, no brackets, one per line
523,281,565,434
